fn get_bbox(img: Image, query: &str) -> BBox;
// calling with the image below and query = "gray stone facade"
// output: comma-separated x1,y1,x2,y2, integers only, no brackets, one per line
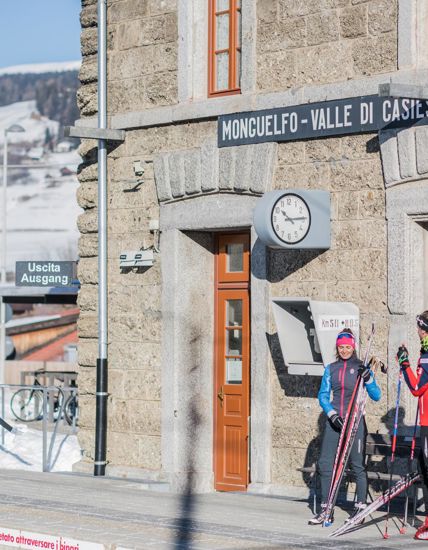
75,0,428,494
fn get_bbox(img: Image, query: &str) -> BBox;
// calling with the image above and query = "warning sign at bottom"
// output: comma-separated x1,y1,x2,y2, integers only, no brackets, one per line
0,527,104,550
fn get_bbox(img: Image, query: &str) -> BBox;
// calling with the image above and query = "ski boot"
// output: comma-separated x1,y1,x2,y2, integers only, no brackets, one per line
308,504,334,526
345,502,367,526
415,517,428,540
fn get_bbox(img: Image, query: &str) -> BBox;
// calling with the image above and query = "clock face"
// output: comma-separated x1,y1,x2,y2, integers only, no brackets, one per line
271,193,311,244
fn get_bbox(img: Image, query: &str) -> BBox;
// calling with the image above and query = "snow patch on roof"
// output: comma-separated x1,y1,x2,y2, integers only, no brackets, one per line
0,60,81,76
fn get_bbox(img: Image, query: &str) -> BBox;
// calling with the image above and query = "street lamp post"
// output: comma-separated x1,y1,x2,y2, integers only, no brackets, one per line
0,124,25,384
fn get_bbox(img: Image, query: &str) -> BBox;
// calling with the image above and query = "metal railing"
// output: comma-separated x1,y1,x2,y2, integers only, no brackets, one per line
0,383,78,472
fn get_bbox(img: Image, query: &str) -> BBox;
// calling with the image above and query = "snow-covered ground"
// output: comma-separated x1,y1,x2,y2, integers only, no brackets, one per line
0,100,81,273
0,60,81,77
0,426,82,472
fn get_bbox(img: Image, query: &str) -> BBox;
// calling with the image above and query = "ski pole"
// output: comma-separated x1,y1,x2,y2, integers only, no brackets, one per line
323,323,375,526
404,406,420,529
383,368,403,539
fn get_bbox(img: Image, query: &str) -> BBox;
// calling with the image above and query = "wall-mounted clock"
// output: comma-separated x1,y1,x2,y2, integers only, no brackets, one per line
253,189,330,249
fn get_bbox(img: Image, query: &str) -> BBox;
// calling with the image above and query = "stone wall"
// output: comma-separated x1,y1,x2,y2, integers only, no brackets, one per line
78,0,178,118
269,134,388,487
257,0,398,92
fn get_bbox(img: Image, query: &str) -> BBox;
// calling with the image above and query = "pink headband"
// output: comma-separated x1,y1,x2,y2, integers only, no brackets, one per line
336,333,355,348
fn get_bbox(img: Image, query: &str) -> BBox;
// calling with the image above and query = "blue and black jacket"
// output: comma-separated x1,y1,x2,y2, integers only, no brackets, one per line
318,356,381,420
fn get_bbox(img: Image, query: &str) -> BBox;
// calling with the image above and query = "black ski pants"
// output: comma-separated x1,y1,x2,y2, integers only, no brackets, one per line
317,417,367,504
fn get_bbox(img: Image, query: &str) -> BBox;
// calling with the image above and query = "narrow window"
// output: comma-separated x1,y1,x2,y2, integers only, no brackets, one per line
208,0,241,97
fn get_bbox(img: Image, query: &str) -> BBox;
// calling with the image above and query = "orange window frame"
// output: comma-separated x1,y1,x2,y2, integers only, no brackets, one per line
208,0,241,98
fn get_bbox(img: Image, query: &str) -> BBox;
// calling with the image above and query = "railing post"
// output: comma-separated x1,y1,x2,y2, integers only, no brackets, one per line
42,387,47,472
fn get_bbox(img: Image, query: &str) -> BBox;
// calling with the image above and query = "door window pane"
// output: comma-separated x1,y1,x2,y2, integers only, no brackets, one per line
216,13,230,50
226,358,242,384
217,0,229,11
226,243,244,272
227,300,242,326
226,327,242,355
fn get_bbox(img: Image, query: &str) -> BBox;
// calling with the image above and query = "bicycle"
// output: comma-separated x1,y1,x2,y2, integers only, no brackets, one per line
10,378,78,425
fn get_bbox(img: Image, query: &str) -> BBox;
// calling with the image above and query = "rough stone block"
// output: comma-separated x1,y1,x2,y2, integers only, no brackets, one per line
78,257,99,284
257,0,277,23
218,148,235,191
77,182,97,209
200,144,218,192
368,0,397,35
138,435,161,469
305,137,342,162
233,146,252,192
168,151,185,198
352,35,397,76
147,0,177,15
108,0,148,24
277,141,305,165
79,234,98,258
129,401,161,435
184,149,202,195
275,162,330,190
258,18,306,53
306,11,340,46
81,28,98,56
397,127,417,179
416,125,428,174
335,190,359,219
257,51,296,92
358,189,385,219
76,365,97,394
77,339,98,367
109,341,161,371
109,285,161,316
80,4,97,28
108,311,161,342
379,130,400,186
77,83,98,117
77,210,98,234
107,432,141,467
154,153,172,202
77,284,97,313
340,4,367,38
250,142,277,193
78,313,98,339
123,370,161,400
144,70,177,107
330,158,383,190
79,55,97,84
296,42,353,85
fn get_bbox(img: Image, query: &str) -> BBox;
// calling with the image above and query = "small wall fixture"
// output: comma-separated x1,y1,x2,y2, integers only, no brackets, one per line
119,250,154,268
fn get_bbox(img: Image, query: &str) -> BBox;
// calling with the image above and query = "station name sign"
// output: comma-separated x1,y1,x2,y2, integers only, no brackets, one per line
15,261,77,287
218,94,428,147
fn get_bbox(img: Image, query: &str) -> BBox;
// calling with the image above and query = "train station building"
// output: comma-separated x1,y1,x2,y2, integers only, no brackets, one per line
75,0,428,494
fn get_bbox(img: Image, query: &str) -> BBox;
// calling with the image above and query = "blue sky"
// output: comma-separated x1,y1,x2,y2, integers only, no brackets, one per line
0,0,81,69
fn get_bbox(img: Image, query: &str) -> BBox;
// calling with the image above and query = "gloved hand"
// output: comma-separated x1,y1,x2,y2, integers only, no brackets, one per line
330,413,344,432
397,345,410,370
358,364,371,382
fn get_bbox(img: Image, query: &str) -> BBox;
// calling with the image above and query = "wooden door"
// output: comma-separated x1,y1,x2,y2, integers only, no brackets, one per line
214,233,250,491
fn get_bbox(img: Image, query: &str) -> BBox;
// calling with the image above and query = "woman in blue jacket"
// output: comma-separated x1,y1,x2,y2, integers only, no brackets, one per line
309,329,381,525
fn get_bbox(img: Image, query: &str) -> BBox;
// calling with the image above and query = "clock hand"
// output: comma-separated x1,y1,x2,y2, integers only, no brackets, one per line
289,216,307,221
281,210,295,224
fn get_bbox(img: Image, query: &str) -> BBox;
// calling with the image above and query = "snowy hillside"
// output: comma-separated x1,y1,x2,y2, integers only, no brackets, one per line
0,100,58,144
0,60,81,77
0,100,81,274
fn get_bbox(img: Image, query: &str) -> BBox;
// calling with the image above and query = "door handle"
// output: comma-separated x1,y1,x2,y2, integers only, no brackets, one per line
217,386,224,407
